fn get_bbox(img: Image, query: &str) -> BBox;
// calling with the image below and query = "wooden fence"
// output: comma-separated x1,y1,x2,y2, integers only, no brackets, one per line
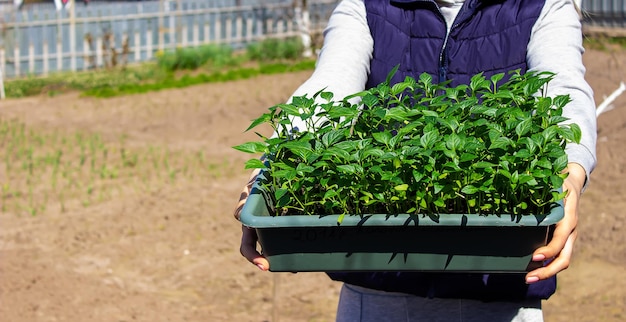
0,0,339,79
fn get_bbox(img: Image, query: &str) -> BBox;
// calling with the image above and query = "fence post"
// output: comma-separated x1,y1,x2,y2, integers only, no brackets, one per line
57,40,62,72
135,32,141,62
29,43,35,74
236,15,243,41
159,0,165,53
146,29,153,59
295,0,312,58
96,36,103,67
69,0,76,71
0,49,5,100
83,37,90,70
246,15,253,43
193,24,199,47
43,42,49,76
226,16,232,43
14,47,20,77
182,25,188,47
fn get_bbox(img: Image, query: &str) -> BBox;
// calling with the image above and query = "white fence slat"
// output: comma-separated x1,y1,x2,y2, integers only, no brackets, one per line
182,25,188,47
0,49,5,99
134,32,140,62
43,42,49,76
193,24,199,47
28,43,34,74
56,41,62,72
96,37,102,67
14,47,20,77
146,29,153,60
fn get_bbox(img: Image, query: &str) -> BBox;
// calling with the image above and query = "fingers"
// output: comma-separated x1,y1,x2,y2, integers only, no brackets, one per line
234,169,267,270
526,228,576,283
240,226,270,271
526,177,580,283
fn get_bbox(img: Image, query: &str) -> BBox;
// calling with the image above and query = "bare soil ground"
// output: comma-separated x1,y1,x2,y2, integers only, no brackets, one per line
1,46,625,322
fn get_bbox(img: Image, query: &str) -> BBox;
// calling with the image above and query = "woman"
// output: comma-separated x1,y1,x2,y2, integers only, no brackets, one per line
234,0,597,321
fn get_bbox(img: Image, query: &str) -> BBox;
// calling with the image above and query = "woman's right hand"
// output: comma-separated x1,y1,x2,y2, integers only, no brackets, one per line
234,169,270,271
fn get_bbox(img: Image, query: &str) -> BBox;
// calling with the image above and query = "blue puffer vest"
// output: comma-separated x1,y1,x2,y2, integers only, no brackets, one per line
327,0,557,301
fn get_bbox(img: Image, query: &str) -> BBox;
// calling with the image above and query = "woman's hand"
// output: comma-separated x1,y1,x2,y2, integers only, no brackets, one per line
525,163,587,284
234,169,270,271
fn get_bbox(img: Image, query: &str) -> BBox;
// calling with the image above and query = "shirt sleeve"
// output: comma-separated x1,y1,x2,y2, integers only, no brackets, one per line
527,0,598,181
283,0,372,133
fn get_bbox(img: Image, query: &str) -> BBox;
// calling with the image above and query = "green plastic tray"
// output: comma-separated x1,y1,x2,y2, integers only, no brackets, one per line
239,176,564,273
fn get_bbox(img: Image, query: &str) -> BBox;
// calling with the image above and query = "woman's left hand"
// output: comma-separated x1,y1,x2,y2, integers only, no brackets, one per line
525,163,587,284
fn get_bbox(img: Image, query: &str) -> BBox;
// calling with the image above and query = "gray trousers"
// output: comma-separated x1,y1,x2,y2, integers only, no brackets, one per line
336,284,544,322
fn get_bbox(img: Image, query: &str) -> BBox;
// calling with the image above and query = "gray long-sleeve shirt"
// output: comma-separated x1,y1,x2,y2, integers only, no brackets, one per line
287,0,597,179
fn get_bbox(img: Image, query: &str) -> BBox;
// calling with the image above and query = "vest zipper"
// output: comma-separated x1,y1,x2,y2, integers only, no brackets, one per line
437,0,476,84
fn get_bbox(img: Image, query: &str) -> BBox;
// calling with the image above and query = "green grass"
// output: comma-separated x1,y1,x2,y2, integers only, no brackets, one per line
82,59,316,98
0,118,234,216
583,36,626,51
3,37,314,99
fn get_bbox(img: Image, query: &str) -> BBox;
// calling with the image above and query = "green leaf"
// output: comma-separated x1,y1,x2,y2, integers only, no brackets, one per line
498,169,512,179
461,185,479,195
391,82,411,96
469,72,488,92
322,130,345,147
514,149,532,159
385,64,400,84
518,174,538,186
274,188,289,202
542,126,558,143
522,137,538,154
412,170,425,183
363,148,385,159
534,158,552,169
274,169,297,181
550,174,565,188
232,142,267,154
323,147,352,161
548,115,569,125
282,141,313,159
490,72,505,86
245,113,272,132
470,105,498,117
459,153,478,163
489,137,513,150
569,123,582,144
394,184,409,191
296,163,315,175
422,110,439,118
553,154,569,171
446,133,462,151
320,91,334,102
277,103,303,117
372,131,392,146
323,189,338,200
515,118,532,137
433,198,446,208
337,164,360,174
420,130,439,148
386,108,410,122
244,159,266,169
552,94,571,109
